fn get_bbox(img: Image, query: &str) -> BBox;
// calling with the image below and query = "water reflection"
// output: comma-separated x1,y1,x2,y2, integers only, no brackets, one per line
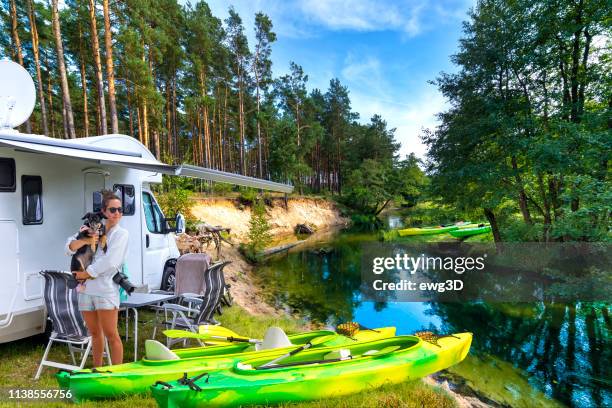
255,229,611,408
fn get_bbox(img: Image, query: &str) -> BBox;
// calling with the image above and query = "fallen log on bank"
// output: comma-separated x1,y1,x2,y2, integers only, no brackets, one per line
261,240,306,256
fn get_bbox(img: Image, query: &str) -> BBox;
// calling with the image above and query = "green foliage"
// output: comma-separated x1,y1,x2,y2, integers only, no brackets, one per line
244,198,272,261
340,153,427,219
211,182,234,195
425,0,610,242
156,175,194,224
237,187,259,206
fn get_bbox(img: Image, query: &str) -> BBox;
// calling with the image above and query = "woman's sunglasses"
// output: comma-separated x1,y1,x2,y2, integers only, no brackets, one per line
107,207,123,214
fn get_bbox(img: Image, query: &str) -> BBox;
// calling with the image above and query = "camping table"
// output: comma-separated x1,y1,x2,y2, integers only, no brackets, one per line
120,293,179,361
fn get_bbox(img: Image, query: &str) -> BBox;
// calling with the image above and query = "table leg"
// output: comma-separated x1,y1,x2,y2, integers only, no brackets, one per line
133,307,138,361
125,308,129,340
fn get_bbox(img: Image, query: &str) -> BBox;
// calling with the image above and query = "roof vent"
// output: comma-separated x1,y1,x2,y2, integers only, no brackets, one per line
0,59,35,131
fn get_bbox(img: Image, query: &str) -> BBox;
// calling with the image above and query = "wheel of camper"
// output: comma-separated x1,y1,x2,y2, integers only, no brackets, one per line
161,264,176,292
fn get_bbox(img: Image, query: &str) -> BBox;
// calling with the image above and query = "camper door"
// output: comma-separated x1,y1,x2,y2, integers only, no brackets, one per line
141,190,170,288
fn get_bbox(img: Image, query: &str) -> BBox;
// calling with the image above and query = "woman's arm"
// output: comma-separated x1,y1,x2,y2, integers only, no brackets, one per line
68,238,90,252
66,226,97,254
85,229,129,278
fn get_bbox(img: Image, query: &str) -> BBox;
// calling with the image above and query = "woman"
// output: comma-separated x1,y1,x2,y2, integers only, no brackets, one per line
66,191,128,366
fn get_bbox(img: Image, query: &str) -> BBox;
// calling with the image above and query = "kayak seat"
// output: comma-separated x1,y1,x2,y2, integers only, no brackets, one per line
255,327,293,351
146,340,180,361
362,349,379,356
324,349,351,360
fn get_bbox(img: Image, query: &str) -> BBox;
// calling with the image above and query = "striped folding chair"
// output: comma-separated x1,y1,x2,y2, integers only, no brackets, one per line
158,260,232,347
196,260,232,324
34,271,109,380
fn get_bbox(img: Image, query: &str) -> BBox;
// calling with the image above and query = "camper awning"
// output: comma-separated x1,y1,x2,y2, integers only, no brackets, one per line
0,132,293,193
102,160,294,193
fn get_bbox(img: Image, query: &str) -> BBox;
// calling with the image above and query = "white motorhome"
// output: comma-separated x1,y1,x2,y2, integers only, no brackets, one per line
0,61,292,343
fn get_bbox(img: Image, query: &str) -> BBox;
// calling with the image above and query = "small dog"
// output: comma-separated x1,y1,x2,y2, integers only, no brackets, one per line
71,212,108,280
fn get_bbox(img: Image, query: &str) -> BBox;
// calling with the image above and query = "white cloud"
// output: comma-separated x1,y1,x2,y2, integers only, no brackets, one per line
349,86,447,160
297,0,425,36
341,54,387,94
204,0,317,40
202,0,466,39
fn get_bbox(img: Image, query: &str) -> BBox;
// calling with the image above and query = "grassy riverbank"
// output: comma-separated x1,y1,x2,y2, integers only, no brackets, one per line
0,305,458,408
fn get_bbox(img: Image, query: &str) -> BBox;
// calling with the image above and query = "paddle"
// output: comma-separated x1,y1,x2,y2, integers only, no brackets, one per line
163,329,260,344
255,344,401,370
258,334,337,368
198,325,246,338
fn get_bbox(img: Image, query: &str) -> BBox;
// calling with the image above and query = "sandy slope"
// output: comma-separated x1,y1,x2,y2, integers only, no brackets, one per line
190,197,348,242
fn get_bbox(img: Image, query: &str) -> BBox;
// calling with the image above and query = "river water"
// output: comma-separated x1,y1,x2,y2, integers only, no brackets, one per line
254,215,610,408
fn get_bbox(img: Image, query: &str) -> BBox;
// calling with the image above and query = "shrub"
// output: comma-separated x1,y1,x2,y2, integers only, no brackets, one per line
238,187,259,206
157,185,194,226
244,199,272,261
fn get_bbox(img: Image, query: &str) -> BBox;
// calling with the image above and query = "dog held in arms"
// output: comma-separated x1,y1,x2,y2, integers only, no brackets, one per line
70,212,107,286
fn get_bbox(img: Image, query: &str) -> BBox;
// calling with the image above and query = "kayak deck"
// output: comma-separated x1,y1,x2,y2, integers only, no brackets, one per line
449,225,491,237
398,225,459,236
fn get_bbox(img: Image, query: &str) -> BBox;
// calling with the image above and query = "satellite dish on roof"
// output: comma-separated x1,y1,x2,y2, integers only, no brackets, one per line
0,59,36,130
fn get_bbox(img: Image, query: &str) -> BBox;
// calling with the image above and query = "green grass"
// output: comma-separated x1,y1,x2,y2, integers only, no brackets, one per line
0,306,457,408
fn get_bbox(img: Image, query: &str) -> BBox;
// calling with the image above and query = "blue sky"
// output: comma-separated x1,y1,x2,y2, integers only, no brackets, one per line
199,0,475,159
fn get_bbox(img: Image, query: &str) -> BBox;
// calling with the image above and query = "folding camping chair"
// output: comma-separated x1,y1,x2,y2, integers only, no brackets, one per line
150,252,211,341
34,271,110,380
154,258,232,347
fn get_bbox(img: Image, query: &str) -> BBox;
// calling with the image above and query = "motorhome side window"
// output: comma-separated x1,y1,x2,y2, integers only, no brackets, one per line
22,175,43,224
142,192,164,233
113,184,135,215
0,158,16,192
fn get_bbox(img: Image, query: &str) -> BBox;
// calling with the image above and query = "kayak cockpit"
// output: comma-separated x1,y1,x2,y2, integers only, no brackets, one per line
236,335,422,372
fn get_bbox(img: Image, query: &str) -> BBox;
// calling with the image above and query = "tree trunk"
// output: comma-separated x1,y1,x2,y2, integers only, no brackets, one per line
219,88,225,171
51,0,75,138
255,68,263,178
126,82,134,137
88,0,107,135
483,207,502,243
199,70,211,168
211,88,218,169
10,0,32,133
165,79,172,158
172,75,178,159
537,173,552,242
198,109,204,165
142,99,149,149
27,0,48,135
45,53,55,138
238,76,245,174
152,129,160,159
511,156,532,224
222,85,229,172
102,0,118,133
78,45,89,137
569,0,584,124
136,105,142,144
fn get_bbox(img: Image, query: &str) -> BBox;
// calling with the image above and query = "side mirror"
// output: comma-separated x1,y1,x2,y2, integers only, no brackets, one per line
162,213,185,234
175,213,185,234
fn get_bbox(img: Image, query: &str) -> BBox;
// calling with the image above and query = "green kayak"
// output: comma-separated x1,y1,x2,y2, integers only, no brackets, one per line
397,225,458,236
56,327,396,401
449,225,491,238
151,332,472,408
